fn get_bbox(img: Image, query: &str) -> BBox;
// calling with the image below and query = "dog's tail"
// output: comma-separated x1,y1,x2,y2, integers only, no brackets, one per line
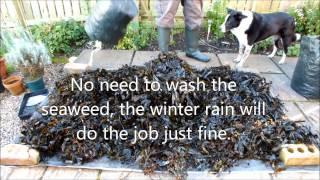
293,20,301,42
292,33,301,42
295,33,301,41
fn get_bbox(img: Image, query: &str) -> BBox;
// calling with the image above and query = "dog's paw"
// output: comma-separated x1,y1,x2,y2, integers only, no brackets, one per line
235,63,243,69
278,60,285,65
233,58,241,63
267,54,275,58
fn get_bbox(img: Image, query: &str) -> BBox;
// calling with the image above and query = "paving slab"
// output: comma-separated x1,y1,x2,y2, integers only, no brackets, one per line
42,167,99,180
271,56,298,79
100,171,174,180
177,52,221,69
283,101,305,121
131,51,160,66
296,102,320,133
8,167,46,180
262,74,307,101
271,172,319,180
73,49,134,70
218,53,282,73
99,170,319,180
0,166,14,179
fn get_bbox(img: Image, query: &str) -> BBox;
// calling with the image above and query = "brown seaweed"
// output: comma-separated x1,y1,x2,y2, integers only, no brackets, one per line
21,54,319,178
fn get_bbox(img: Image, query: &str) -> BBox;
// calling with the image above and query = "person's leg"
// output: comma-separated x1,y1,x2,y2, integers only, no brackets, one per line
183,0,209,62
155,0,180,53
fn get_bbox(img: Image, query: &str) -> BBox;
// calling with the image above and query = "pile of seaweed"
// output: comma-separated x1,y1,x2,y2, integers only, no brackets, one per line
21,54,319,177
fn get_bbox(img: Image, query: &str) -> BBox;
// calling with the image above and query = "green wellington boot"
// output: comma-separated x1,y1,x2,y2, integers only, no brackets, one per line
157,27,171,53
185,27,210,62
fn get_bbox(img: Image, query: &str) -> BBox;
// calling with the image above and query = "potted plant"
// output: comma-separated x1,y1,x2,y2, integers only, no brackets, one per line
1,35,24,95
2,29,50,92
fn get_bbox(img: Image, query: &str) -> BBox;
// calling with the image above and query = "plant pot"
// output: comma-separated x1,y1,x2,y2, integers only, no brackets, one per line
25,77,45,92
0,58,7,80
2,75,25,96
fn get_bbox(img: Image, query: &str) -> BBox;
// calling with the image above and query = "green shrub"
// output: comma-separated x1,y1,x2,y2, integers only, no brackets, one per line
288,1,320,35
206,0,227,39
5,63,15,74
252,38,300,57
0,43,15,74
30,20,88,55
52,56,68,64
287,43,300,57
252,38,273,54
169,28,184,46
0,44,6,57
115,22,157,50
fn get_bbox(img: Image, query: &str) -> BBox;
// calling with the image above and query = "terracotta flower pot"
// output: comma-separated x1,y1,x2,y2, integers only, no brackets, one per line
0,58,7,80
2,75,25,96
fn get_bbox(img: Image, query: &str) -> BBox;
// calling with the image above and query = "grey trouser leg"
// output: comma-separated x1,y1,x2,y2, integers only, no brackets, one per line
155,0,180,28
183,0,203,30
155,0,203,29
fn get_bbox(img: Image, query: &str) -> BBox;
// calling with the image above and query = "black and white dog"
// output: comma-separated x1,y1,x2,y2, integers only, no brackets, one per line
220,8,300,68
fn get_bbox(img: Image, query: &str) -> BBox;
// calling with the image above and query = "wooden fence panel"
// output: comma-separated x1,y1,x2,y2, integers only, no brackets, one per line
29,0,41,19
71,0,81,17
21,0,34,20
0,0,317,28
46,0,58,19
55,0,65,18
38,0,49,20
3,0,20,27
62,0,73,17
1,1,13,27
79,0,90,16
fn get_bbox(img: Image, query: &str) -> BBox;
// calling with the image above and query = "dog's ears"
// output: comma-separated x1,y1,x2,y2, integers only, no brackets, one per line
236,13,247,20
226,8,233,13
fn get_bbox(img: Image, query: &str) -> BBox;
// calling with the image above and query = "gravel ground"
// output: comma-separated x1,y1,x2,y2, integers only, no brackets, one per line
0,64,66,147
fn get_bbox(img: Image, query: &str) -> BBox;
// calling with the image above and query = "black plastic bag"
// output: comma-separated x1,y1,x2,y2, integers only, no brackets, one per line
291,36,320,99
84,0,138,45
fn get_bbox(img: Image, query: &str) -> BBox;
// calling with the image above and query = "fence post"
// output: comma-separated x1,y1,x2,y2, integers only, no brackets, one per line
12,0,27,27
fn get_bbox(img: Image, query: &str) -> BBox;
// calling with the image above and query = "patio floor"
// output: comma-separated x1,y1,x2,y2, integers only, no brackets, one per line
1,165,319,180
1,50,319,180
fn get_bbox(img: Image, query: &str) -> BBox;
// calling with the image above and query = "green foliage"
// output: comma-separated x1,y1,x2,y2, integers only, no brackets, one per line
30,20,88,55
287,43,300,57
1,36,15,74
52,56,68,64
206,0,227,39
252,38,300,57
288,1,320,35
252,38,273,54
5,63,15,75
115,22,157,50
170,28,184,46
0,44,6,57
